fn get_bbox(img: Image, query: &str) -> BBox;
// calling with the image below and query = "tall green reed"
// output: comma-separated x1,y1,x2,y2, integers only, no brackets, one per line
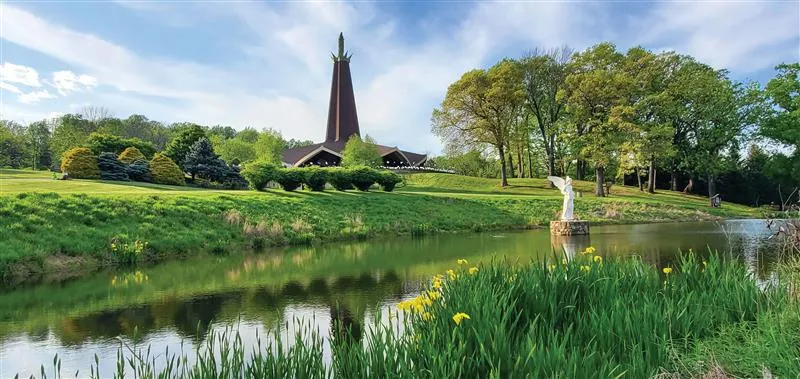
22,252,790,378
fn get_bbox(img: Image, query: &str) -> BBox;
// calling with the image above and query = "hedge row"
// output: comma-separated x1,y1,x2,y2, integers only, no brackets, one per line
241,163,402,192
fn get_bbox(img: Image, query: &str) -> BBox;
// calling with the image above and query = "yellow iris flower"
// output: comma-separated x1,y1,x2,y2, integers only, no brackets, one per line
452,312,471,325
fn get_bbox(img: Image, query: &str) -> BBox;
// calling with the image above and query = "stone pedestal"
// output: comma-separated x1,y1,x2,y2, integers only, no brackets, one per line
550,220,589,236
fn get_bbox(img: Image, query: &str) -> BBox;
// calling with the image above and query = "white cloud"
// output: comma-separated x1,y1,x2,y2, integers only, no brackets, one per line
0,62,42,87
52,70,98,95
0,81,22,94
634,1,800,73
18,89,55,104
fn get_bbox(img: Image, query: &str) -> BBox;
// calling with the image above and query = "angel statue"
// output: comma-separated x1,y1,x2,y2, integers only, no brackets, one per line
547,176,575,221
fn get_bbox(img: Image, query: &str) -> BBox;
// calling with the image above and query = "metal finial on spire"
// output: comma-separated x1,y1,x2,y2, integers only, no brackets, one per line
338,33,344,59
331,32,352,63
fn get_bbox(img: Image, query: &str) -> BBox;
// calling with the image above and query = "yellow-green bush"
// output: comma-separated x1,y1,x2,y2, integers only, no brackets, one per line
118,147,146,164
60,148,100,179
150,153,185,186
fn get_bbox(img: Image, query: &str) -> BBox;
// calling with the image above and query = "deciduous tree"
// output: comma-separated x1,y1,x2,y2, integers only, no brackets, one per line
432,59,525,186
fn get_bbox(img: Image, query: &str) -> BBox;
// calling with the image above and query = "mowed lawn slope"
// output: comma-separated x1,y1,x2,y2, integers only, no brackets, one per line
0,169,758,283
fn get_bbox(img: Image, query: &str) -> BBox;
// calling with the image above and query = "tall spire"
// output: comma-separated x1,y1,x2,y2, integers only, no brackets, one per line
325,32,360,142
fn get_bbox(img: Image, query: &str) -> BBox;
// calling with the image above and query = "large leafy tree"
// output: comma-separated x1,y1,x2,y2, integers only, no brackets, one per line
214,136,256,165
27,121,52,170
236,128,260,143
563,43,632,196
616,48,676,193
761,63,800,194
0,121,27,168
520,47,571,182
341,134,382,168
164,123,206,169
432,59,525,187
254,128,285,165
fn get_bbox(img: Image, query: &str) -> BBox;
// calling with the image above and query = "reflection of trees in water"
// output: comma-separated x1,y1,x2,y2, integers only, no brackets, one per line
53,305,156,346
45,270,405,346
329,304,363,348
171,292,233,343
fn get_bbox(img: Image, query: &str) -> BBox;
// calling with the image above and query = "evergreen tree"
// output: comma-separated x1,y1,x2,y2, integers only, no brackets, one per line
98,152,130,181
184,137,221,181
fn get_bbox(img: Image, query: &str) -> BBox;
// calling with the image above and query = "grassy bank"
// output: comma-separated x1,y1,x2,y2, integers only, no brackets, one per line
0,169,759,284
32,253,798,378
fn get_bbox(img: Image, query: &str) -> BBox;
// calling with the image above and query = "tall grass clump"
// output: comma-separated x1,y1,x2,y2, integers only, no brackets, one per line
36,252,793,379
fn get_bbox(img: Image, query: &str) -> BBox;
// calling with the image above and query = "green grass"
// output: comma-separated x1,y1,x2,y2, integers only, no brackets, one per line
32,254,797,378
0,169,759,284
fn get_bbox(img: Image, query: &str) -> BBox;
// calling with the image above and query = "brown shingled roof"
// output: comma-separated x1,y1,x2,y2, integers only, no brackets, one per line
283,141,426,167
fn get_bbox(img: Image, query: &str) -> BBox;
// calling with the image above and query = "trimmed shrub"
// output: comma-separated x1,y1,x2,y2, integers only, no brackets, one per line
85,132,156,157
349,166,379,191
302,166,328,191
98,152,129,181
377,170,402,192
150,153,185,186
118,147,146,164
60,147,100,179
328,167,353,191
126,159,152,182
276,168,305,191
241,161,279,191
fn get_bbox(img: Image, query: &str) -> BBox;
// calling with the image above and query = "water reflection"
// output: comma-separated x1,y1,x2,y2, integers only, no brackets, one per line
0,219,782,377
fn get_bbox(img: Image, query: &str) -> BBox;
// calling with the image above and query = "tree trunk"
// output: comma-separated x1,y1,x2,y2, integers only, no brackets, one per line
670,170,678,192
498,145,509,187
683,177,694,194
526,141,534,179
707,174,716,199
647,157,656,194
517,148,524,178
546,154,556,187
595,166,605,197
507,145,516,180
636,167,643,191
576,160,586,180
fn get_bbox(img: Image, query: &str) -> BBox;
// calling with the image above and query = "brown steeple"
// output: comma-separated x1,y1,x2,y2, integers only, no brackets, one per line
325,33,360,142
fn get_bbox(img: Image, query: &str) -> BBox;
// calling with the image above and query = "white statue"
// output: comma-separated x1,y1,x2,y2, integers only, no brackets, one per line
547,176,575,221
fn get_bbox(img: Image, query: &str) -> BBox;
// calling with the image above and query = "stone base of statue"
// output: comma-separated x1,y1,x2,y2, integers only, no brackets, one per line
550,220,589,236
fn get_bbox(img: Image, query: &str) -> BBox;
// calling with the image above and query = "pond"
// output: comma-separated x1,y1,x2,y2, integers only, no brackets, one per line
0,219,780,377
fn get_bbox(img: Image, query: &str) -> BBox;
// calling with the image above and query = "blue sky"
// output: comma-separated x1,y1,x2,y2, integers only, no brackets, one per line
1,1,798,155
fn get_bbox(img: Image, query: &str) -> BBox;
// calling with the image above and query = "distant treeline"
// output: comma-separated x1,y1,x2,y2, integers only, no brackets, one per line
0,111,315,172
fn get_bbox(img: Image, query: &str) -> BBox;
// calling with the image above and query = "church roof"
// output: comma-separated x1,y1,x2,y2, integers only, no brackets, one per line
282,141,427,167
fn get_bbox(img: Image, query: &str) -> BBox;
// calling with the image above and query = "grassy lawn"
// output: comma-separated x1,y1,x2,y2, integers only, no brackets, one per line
0,169,760,284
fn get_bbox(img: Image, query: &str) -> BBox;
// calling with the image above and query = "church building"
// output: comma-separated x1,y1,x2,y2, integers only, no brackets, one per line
282,34,427,168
